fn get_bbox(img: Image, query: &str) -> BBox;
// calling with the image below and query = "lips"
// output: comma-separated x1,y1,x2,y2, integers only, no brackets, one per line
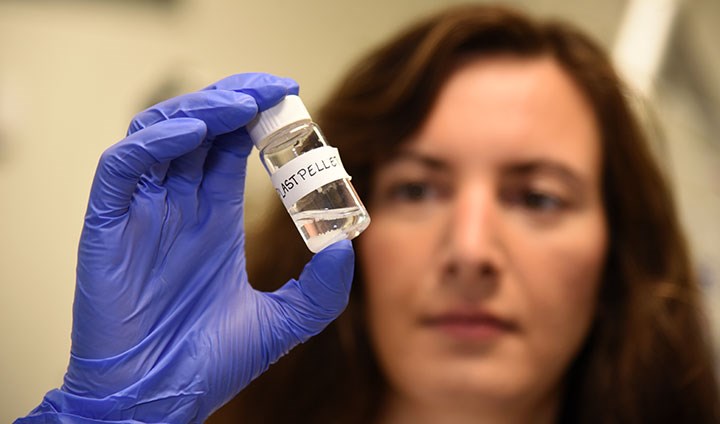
421,310,517,341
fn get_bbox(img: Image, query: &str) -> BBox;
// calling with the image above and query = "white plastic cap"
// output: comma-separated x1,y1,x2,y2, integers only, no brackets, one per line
247,95,312,150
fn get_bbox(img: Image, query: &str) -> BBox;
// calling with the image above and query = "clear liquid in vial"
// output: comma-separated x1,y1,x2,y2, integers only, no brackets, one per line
288,179,370,252
260,121,370,252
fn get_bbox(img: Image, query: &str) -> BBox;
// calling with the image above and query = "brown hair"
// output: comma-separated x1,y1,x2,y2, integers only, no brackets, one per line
210,5,719,423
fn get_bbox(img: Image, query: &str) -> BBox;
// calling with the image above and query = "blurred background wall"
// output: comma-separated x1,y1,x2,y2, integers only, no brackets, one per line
0,0,717,420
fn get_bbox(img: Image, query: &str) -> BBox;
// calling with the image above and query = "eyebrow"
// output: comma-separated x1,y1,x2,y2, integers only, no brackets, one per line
386,150,588,190
386,150,450,171
502,160,587,191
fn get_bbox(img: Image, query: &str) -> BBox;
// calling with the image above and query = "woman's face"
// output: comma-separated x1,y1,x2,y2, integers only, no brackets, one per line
359,56,607,415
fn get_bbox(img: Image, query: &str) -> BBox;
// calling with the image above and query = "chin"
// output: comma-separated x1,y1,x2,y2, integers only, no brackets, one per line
396,360,534,405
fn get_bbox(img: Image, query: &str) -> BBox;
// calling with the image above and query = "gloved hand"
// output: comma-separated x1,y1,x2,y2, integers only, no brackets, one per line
16,73,355,424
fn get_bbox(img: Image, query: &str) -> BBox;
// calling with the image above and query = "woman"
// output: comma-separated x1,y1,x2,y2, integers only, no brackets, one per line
211,5,719,423
18,5,718,424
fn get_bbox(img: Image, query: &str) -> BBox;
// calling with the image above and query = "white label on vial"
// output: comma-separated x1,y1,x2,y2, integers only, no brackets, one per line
270,146,351,208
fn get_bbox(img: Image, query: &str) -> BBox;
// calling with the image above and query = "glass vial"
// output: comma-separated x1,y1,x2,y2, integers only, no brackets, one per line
247,95,370,253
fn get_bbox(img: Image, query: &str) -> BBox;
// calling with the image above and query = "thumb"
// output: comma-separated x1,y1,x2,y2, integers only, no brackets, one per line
265,240,355,345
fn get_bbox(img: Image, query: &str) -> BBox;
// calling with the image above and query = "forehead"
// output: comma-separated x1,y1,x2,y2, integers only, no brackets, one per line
408,55,601,177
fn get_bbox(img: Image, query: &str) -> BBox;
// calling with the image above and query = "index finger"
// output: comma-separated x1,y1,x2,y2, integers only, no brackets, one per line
202,72,299,111
127,90,258,138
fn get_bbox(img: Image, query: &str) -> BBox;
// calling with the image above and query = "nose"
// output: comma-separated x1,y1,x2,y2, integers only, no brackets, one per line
442,180,502,291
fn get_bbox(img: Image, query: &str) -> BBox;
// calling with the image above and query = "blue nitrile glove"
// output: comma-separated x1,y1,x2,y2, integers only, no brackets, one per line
16,73,355,424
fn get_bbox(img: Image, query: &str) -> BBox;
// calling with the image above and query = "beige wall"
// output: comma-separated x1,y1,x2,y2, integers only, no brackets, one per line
2,0,716,421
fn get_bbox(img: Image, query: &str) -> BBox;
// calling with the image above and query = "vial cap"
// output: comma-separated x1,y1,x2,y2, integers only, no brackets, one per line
247,95,312,150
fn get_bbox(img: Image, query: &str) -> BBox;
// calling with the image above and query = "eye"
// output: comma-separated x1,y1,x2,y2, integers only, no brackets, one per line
385,180,447,204
519,189,566,211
